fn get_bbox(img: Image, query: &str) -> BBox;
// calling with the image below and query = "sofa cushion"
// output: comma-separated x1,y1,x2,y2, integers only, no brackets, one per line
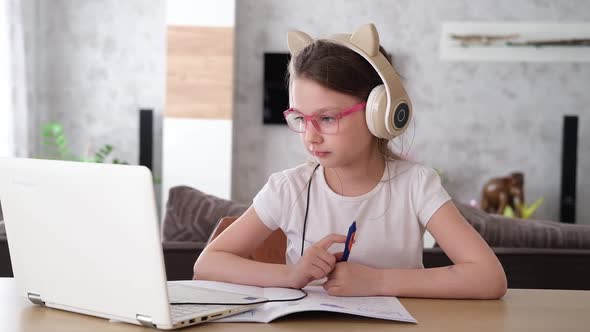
454,202,590,249
162,186,248,242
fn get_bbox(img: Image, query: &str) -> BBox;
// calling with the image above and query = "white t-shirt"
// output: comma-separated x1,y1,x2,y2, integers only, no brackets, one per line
252,160,451,269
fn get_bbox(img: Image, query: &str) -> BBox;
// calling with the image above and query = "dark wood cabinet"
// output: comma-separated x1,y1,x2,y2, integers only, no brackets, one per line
2,239,589,290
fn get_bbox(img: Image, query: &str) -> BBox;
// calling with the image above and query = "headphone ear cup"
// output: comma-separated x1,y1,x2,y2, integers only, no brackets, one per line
387,101,411,136
365,85,393,139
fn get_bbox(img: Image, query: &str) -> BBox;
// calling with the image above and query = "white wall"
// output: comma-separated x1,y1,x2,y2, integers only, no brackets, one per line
166,0,235,27
163,119,233,201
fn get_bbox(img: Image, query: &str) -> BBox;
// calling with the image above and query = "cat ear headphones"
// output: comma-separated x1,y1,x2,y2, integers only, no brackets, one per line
287,23,413,140
287,23,412,256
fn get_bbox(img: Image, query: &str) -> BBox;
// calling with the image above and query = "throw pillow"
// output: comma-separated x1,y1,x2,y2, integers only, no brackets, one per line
162,186,248,242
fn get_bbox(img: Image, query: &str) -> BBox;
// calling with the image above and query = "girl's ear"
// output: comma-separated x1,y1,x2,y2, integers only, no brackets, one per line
287,30,314,55
350,23,380,57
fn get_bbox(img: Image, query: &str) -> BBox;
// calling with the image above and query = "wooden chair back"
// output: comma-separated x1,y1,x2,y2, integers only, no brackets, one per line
207,216,287,264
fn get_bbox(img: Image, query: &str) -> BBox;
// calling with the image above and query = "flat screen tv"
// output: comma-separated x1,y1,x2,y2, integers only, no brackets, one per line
263,53,291,124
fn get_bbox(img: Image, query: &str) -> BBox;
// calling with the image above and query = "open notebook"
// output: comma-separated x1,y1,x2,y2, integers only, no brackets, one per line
171,280,417,324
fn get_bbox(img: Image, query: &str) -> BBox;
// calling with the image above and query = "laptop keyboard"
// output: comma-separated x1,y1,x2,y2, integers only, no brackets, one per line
167,284,229,321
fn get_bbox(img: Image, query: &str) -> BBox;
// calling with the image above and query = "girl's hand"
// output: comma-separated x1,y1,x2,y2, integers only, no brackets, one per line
323,261,383,296
287,234,346,289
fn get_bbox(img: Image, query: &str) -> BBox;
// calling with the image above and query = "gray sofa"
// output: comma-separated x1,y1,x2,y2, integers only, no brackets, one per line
160,186,590,290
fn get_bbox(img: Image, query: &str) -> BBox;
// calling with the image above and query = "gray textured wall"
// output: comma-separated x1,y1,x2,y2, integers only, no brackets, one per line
25,0,165,204
232,0,590,224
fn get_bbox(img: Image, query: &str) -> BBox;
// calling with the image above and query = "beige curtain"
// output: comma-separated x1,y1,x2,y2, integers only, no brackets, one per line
2,0,30,158
0,0,14,157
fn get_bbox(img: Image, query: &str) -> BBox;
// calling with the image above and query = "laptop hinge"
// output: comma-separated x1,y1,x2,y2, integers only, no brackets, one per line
136,314,156,328
27,292,45,306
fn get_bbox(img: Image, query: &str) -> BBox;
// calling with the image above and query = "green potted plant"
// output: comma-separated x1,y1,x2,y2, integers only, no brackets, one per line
39,121,162,185
502,197,544,219
40,122,128,164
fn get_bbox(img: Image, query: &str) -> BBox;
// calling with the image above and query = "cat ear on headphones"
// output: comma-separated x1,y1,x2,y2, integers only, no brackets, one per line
287,30,314,55
350,23,380,57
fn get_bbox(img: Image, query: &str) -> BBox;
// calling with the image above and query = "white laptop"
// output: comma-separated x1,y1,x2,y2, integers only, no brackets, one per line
0,158,266,329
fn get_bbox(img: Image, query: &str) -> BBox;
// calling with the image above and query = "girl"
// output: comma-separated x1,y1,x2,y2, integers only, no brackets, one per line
194,24,507,299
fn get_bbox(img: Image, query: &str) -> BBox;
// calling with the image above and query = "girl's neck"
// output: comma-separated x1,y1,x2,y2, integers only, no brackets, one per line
323,147,385,197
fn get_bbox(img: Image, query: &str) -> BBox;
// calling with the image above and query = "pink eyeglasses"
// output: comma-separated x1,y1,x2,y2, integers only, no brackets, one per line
283,102,366,135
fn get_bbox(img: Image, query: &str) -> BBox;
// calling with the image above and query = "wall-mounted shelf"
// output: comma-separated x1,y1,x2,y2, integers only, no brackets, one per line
440,22,590,62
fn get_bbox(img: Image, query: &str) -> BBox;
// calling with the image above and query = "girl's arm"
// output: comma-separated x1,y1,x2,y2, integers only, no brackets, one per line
324,201,507,299
381,200,507,299
194,206,346,288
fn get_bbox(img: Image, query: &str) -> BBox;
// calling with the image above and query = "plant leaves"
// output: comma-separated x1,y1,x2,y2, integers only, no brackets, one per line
522,197,544,219
502,206,515,218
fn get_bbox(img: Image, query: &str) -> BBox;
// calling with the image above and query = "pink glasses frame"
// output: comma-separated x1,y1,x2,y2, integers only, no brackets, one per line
282,102,367,134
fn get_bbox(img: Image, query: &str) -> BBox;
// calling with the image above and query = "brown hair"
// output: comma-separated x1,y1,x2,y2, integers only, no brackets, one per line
287,40,402,161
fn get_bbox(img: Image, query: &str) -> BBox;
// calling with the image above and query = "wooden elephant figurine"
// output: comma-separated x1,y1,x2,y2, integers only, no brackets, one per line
481,172,525,217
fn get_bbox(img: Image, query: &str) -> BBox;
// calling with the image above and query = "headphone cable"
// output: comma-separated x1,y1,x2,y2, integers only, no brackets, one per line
170,288,308,306
301,163,320,256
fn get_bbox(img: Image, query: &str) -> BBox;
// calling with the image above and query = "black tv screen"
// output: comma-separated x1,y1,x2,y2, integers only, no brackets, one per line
263,53,291,124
